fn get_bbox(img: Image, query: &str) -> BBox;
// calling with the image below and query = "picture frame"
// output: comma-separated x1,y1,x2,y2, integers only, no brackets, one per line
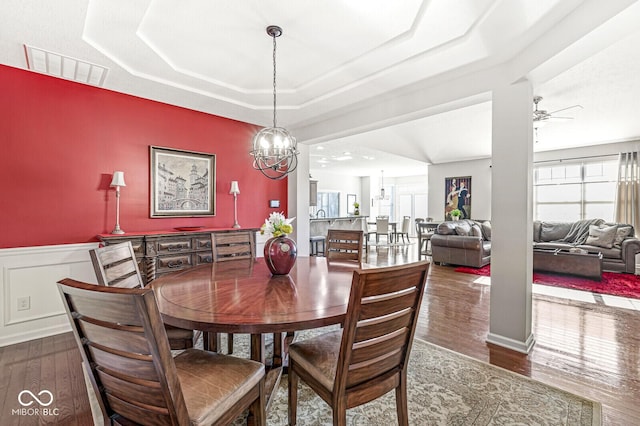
347,194,356,214
150,146,216,217
444,176,471,221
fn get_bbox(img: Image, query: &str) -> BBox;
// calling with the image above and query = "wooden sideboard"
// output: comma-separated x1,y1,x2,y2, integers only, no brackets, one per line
98,228,259,284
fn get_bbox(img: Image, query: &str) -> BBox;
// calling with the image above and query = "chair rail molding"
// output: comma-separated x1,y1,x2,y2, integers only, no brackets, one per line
0,243,99,346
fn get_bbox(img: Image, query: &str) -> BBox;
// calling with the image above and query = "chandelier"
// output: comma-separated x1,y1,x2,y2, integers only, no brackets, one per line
250,25,299,180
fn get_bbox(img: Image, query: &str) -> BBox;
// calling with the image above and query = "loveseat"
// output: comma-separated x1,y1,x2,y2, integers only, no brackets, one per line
430,219,492,268
431,218,640,273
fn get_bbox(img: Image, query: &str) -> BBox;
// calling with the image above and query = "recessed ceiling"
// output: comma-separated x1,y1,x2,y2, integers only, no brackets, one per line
1,0,639,176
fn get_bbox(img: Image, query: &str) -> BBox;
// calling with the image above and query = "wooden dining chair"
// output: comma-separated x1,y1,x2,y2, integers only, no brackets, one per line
287,260,430,426
326,229,364,265
211,231,256,261
89,242,195,350
210,231,257,354
57,278,266,426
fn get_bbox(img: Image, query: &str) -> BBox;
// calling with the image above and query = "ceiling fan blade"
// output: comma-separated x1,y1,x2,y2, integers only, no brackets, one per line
548,105,583,115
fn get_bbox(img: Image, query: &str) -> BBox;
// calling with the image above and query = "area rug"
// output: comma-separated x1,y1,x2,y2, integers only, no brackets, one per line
86,328,601,425
455,264,640,300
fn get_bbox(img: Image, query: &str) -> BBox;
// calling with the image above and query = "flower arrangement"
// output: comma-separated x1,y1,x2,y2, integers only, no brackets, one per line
260,212,295,238
353,201,360,215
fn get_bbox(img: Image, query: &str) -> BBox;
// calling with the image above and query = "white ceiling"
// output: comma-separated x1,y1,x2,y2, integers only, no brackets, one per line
2,0,639,177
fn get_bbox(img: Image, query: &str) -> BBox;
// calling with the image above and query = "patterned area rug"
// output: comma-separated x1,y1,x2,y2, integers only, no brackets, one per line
86,328,601,425
455,264,640,300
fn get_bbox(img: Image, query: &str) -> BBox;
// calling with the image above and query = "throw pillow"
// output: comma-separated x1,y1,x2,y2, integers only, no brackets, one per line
481,221,492,241
585,224,617,249
455,222,472,236
613,225,633,248
470,224,483,237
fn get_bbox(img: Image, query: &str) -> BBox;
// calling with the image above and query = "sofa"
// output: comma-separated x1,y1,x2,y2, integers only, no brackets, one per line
430,219,492,268
431,218,640,273
533,219,640,273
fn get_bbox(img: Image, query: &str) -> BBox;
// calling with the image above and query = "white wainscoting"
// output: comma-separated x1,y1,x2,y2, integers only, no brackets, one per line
0,243,99,347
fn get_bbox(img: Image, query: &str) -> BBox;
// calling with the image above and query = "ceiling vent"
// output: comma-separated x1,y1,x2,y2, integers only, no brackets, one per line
24,45,108,87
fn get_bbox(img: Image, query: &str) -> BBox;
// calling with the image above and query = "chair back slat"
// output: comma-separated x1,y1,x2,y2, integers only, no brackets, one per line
57,278,189,425
89,346,158,381
350,328,408,365
359,288,419,320
326,229,363,264
68,291,142,325
97,369,167,408
80,319,151,354
212,231,256,262
346,350,404,388
353,308,412,343
90,242,144,288
361,268,425,297
335,261,429,393
105,394,171,424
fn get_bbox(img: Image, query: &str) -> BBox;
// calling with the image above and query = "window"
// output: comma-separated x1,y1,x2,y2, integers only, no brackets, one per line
533,157,618,222
316,192,340,217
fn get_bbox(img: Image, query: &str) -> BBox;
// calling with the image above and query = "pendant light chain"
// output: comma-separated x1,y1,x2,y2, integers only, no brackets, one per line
250,25,298,180
272,31,278,128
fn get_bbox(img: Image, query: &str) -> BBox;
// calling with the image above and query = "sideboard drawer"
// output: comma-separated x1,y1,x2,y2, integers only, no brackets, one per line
156,254,193,273
195,236,212,250
154,238,193,254
195,252,213,265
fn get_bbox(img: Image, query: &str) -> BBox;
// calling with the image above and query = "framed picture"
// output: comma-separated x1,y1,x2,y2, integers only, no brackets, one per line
150,146,216,217
347,194,356,214
444,176,471,221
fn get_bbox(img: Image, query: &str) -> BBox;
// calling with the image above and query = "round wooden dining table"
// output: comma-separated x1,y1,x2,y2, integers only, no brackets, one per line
151,256,359,413
152,256,356,336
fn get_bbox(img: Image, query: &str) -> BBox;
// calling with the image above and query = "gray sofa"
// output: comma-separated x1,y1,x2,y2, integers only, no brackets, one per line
533,219,640,273
431,218,640,273
431,219,491,268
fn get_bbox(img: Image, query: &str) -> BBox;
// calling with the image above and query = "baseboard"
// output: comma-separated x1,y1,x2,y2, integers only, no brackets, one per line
486,332,536,354
0,323,71,347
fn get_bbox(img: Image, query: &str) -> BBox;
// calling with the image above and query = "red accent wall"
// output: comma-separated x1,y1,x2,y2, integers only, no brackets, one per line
0,65,287,248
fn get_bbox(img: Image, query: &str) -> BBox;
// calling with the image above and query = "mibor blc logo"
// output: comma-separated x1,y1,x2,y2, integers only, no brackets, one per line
12,390,60,417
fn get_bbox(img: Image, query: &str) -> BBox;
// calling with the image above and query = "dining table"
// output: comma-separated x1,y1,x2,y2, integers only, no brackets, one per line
150,256,363,417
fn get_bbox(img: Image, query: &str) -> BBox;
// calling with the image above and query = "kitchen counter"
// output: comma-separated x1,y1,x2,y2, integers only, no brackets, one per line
310,216,368,237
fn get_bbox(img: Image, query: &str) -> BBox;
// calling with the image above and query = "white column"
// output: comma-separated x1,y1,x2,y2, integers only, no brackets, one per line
289,144,311,256
486,80,535,353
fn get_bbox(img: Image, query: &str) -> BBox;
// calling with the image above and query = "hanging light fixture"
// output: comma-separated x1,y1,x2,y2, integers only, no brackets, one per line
375,170,390,200
250,25,298,180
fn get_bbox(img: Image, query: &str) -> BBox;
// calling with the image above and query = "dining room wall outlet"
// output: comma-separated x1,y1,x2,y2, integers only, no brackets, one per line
17,296,30,311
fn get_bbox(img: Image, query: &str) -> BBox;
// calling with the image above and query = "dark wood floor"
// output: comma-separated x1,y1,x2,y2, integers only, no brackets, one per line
1,245,639,425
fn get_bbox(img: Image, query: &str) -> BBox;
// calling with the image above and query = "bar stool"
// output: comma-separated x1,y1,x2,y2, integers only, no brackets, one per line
310,235,326,256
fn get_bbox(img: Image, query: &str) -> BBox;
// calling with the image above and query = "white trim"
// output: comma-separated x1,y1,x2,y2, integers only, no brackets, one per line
0,242,99,347
486,332,536,354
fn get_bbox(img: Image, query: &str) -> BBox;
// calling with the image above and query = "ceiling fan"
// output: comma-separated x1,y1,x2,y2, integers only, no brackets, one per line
532,95,583,128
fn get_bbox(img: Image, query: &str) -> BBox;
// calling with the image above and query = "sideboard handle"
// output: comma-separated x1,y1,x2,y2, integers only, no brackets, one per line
168,260,184,268
168,245,184,251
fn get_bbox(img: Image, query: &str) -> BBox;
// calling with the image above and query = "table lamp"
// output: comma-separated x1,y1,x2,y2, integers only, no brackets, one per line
110,171,126,234
230,181,240,228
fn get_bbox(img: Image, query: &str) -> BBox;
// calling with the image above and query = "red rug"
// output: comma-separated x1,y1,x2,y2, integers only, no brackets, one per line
454,264,640,300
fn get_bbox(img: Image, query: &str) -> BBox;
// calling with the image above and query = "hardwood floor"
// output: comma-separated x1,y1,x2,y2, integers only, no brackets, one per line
1,245,638,425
